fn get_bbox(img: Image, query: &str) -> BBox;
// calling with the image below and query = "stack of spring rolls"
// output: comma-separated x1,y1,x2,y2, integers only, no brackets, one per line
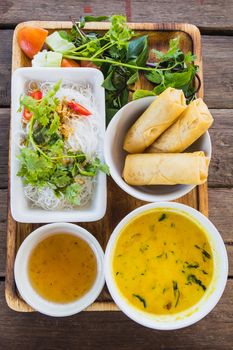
122,87,213,186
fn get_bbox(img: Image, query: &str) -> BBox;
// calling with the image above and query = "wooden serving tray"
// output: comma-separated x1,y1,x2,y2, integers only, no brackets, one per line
6,21,207,312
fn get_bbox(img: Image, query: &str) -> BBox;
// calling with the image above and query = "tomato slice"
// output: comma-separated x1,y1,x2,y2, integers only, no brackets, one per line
61,58,80,67
23,108,32,121
67,101,91,116
23,90,42,121
29,90,42,100
18,26,48,59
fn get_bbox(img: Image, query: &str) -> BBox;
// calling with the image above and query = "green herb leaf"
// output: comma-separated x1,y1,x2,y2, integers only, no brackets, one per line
127,72,139,85
126,35,149,67
79,15,109,28
49,111,60,134
194,245,211,261
187,274,206,291
172,280,180,307
58,30,71,41
145,70,162,84
106,107,118,124
64,183,82,205
132,89,156,100
132,294,147,308
186,262,199,269
108,15,134,49
158,213,167,221
102,71,117,91
164,65,195,89
17,148,53,186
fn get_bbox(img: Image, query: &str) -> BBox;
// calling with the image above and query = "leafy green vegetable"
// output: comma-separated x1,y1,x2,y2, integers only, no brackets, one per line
126,35,148,67
46,16,198,122
17,148,53,187
187,274,206,291
79,15,109,28
172,281,180,307
132,89,156,100
17,82,109,205
108,15,134,49
146,38,198,102
64,183,82,205
185,262,199,269
132,294,147,308
158,213,167,221
60,15,149,121
194,245,211,261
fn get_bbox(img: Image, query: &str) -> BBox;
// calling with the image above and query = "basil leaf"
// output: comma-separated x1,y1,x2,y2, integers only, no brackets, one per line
126,35,148,66
58,30,71,41
132,89,156,100
79,15,109,28
102,71,117,91
127,72,139,85
164,66,195,89
153,84,166,95
119,88,129,106
145,70,162,84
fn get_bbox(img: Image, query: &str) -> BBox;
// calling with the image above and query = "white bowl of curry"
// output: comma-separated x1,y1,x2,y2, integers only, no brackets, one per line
104,202,228,329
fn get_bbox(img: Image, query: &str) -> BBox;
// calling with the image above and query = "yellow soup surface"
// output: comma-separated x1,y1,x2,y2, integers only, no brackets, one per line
113,210,213,315
28,233,97,303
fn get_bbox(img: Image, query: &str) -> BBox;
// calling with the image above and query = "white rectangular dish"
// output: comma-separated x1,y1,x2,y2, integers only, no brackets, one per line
10,67,106,223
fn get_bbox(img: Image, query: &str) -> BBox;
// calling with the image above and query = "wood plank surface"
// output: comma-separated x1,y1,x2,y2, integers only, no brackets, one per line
208,110,233,187
0,0,233,32
0,279,232,349
202,36,233,109
0,30,12,106
1,31,232,108
0,110,9,188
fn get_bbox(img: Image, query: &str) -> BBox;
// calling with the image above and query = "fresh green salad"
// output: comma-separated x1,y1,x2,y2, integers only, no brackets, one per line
19,15,199,123
18,80,109,210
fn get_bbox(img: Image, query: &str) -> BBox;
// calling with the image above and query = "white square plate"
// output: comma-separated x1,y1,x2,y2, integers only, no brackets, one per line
10,67,106,223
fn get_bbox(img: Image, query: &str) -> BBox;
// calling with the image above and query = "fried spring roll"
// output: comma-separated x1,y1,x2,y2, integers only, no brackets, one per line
123,87,186,153
147,99,213,153
123,152,209,185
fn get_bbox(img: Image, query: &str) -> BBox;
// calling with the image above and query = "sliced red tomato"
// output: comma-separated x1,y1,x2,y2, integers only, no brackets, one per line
23,108,32,121
18,26,48,59
29,90,42,100
67,101,91,116
23,90,42,121
61,58,80,67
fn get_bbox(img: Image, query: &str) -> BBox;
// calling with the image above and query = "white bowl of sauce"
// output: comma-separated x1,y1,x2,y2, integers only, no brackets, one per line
14,223,104,317
105,202,228,329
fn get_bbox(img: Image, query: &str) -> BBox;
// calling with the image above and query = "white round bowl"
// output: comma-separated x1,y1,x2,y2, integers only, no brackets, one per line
104,97,212,202
105,202,228,330
14,223,105,317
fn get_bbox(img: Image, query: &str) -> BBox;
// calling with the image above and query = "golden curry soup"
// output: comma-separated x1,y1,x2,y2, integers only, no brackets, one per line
112,210,213,315
28,233,97,303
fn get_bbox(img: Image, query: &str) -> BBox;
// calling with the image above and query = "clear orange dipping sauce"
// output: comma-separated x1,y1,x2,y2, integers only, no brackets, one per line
28,233,97,303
